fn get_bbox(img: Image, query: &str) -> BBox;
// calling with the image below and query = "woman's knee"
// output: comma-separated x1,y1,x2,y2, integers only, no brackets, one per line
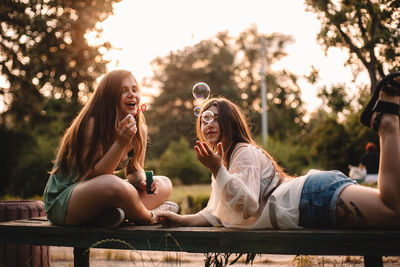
156,176,173,197
94,174,137,203
379,113,399,134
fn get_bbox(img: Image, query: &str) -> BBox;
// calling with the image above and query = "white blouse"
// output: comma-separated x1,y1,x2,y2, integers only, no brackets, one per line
198,143,308,229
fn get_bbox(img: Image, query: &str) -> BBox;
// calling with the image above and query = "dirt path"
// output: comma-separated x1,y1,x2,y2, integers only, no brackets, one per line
49,247,400,266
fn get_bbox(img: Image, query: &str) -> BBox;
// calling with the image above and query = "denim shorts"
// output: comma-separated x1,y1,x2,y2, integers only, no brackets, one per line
298,170,356,228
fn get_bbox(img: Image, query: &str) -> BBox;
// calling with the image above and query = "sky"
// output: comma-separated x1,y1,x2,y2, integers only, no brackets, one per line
91,0,368,113
0,0,366,113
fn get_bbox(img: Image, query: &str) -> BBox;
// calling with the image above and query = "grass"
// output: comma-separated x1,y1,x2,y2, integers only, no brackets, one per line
167,184,211,214
168,184,211,203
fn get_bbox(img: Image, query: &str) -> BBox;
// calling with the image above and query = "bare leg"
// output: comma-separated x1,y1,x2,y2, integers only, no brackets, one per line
376,91,400,212
139,176,173,210
337,185,399,228
337,90,400,228
64,174,152,225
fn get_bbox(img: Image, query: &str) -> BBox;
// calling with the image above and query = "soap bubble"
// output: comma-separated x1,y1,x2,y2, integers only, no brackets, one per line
192,82,210,101
201,110,214,123
193,106,201,117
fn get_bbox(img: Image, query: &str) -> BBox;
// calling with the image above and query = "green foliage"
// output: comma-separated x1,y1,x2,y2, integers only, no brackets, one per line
0,0,121,128
0,124,56,197
0,126,33,195
303,86,380,174
2,2,398,197
146,25,305,158
166,184,211,214
340,90,380,166
304,0,400,91
305,115,351,173
317,83,351,114
186,194,209,213
0,99,71,197
158,137,210,184
0,0,121,197
262,135,312,176
9,135,54,197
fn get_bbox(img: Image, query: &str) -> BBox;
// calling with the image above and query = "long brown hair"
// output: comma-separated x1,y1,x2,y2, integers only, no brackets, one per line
51,70,147,181
196,97,289,180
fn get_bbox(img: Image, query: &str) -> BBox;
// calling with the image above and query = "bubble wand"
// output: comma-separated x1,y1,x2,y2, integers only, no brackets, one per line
127,104,147,124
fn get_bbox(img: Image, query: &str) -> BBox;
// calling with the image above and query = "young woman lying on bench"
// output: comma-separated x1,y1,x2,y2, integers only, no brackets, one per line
157,72,400,229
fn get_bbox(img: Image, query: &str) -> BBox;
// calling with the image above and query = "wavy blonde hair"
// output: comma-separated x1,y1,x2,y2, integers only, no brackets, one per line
51,70,147,181
196,97,290,180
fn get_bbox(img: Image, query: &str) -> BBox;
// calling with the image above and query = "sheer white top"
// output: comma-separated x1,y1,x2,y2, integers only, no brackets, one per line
198,143,308,229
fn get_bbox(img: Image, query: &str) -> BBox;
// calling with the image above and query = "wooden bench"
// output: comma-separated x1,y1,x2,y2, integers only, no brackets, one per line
0,216,399,267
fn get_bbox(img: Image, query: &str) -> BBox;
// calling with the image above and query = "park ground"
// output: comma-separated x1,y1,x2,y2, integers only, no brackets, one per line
50,246,400,266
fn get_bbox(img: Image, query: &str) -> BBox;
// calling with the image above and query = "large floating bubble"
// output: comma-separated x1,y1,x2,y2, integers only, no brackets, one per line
201,110,214,123
192,82,210,101
193,106,201,117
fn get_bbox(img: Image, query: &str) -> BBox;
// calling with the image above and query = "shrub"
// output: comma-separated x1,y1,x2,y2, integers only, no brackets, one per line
158,137,210,184
187,194,210,213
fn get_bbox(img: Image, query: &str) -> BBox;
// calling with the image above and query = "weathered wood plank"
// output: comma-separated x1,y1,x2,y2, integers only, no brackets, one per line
1,217,400,257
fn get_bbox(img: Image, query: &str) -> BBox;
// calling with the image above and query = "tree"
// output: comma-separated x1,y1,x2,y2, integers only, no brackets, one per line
0,0,121,197
146,25,305,157
158,137,210,184
317,84,351,114
303,85,380,174
0,0,120,129
305,115,351,172
304,0,400,92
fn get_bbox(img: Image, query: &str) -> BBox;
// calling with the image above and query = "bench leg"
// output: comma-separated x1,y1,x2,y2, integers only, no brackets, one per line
364,255,382,267
74,247,89,267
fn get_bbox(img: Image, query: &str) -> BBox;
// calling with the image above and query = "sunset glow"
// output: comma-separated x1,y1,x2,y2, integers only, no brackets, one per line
89,0,368,111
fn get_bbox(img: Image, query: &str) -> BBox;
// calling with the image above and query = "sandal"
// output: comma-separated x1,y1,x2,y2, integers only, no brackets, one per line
360,71,400,130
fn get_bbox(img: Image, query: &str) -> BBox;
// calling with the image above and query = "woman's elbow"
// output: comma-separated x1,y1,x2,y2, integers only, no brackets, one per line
243,198,259,219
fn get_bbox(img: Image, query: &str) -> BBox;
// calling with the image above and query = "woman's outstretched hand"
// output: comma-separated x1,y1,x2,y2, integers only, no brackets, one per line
156,211,185,227
195,141,223,177
157,212,212,227
116,114,137,147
